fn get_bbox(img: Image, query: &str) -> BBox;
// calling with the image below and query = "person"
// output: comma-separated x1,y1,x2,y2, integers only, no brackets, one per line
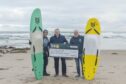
43,29,50,76
70,30,84,77
50,28,68,77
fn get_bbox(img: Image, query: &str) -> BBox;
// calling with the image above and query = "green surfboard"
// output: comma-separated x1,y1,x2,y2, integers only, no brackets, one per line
30,8,44,80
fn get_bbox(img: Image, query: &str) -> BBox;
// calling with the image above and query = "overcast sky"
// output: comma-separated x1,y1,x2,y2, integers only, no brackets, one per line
0,0,126,32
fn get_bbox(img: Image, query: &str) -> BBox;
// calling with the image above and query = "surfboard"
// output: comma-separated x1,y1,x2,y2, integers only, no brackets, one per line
30,8,43,80
82,18,101,80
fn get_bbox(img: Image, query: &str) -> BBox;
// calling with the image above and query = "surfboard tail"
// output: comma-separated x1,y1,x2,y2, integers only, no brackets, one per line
82,55,99,80
32,52,44,80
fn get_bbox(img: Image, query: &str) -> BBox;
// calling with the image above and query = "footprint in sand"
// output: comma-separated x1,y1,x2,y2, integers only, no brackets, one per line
99,66,104,67
0,78,5,80
108,72,115,74
0,55,3,57
112,52,118,55
23,77,36,83
113,66,117,68
72,72,77,73
0,68,9,70
68,66,73,67
97,77,108,80
22,67,29,68
16,59,24,61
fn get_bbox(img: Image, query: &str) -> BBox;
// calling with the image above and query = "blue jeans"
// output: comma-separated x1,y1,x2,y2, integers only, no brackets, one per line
75,54,82,76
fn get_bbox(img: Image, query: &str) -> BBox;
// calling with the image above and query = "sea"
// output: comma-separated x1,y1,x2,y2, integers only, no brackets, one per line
0,31,126,50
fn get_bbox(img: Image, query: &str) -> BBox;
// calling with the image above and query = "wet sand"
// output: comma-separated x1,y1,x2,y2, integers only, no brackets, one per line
0,50,126,84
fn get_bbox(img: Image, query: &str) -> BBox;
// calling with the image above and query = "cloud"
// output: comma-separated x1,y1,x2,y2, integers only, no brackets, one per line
0,0,126,31
0,24,29,31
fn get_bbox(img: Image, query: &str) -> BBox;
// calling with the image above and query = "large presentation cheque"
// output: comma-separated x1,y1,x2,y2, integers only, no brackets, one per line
49,44,78,58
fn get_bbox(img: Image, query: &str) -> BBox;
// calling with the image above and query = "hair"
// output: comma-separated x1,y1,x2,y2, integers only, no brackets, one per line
43,29,48,33
54,28,60,33
74,29,79,33
55,28,60,31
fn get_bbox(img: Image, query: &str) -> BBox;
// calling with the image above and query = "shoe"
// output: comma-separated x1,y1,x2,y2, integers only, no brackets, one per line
54,74,58,77
62,74,68,77
75,75,80,77
44,73,50,76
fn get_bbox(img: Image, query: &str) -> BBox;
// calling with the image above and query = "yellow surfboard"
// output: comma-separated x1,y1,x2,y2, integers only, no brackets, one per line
82,18,101,80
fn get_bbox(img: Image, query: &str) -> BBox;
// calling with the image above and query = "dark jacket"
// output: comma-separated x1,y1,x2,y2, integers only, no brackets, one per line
43,36,50,53
50,34,68,44
70,35,84,54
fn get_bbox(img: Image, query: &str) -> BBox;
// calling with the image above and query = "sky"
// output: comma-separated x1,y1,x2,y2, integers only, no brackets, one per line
0,0,126,32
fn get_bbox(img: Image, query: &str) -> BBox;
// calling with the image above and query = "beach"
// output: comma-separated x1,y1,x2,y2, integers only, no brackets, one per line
0,48,126,84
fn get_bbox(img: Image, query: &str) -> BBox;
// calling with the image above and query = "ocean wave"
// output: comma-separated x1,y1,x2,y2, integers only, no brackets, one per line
0,31,125,49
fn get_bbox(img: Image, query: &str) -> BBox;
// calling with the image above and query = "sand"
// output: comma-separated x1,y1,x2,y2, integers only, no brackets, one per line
0,50,126,84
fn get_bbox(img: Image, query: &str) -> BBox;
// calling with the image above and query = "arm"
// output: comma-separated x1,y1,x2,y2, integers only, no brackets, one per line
63,36,68,44
47,37,50,48
70,37,74,45
46,38,50,57
81,36,84,54
29,40,31,45
50,37,53,44
49,36,54,48
70,37,72,44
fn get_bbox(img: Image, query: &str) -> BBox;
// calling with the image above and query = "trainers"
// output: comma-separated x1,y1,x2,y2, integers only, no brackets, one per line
44,73,50,76
75,75,80,77
54,74,58,77
62,74,68,77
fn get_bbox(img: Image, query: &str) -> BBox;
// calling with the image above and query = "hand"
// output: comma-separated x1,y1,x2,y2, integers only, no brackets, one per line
29,40,31,45
64,42,67,44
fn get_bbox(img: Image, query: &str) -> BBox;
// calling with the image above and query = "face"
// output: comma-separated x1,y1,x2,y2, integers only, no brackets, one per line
55,29,60,36
43,31,48,37
74,30,79,37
